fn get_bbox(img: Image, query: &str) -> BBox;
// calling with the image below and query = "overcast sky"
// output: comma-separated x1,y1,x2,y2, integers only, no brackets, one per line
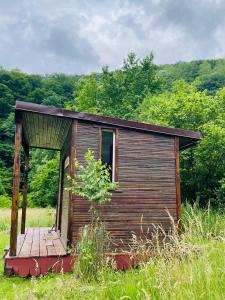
0,0,224,74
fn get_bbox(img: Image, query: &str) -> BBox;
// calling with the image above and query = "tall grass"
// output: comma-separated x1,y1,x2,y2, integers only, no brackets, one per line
23,204,225,300
0,205,224,299
0,207,55,232
182,202,225,242
74,219,110,282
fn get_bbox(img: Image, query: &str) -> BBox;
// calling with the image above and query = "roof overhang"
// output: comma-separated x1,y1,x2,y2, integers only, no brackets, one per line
15,101,201,151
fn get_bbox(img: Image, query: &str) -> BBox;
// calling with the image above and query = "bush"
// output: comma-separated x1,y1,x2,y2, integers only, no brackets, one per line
0,194,11,208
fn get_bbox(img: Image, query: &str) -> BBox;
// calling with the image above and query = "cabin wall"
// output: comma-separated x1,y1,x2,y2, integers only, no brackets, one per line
71,121,177,250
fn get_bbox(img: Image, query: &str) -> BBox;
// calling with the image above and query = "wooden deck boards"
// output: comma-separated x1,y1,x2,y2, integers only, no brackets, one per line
11,227,66,258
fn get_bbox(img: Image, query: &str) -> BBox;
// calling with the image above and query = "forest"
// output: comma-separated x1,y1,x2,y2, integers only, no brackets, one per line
0,53,225,208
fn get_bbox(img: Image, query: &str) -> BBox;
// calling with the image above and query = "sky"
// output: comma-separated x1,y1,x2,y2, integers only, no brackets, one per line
0,0,224,74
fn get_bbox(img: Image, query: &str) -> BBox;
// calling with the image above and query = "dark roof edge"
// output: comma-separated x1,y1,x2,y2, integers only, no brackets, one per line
15,101,201,140
179,140,200,150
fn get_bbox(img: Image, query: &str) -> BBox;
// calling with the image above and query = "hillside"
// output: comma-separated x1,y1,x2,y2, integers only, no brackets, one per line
0,54,225,208
158,58,225,93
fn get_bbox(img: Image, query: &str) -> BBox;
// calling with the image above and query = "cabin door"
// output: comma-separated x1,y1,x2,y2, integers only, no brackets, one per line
60,157,70,249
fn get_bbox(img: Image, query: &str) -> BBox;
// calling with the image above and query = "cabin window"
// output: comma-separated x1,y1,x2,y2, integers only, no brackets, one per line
101,129,115,181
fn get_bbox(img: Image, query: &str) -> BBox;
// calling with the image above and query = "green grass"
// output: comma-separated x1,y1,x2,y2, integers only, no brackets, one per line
0,205,224,300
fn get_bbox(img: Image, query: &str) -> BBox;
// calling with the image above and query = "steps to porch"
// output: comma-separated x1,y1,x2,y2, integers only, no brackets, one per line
5,227,74,277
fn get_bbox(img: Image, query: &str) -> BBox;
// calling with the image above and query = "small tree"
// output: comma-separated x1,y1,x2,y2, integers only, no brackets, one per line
68,149,118,216
67,149,118,281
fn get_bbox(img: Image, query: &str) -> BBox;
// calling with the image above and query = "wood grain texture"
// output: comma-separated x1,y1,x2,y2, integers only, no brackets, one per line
57,128,71,231
55,153,62,231
8,228,66,258
22,112,72,150
114,129,119,182
10,121,22,256
175,137,181,225
21,150,29,234
57,158,64,232
67,121,77,244
76,122,99,162
60,164,70,248
71,123,177,250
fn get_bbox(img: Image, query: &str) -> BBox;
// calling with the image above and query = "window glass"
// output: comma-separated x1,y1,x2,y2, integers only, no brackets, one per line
101,130,114,181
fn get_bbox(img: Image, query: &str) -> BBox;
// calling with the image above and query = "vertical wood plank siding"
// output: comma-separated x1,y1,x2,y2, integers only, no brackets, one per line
76,122,99,162
71,122,177,250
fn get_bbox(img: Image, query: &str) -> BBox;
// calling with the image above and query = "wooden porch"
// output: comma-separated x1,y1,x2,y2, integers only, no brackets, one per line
6,103,77,277
5,228,74,277
5,227,137,277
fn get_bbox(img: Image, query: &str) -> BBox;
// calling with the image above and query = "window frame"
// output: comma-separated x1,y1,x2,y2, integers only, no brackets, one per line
100,128,117,182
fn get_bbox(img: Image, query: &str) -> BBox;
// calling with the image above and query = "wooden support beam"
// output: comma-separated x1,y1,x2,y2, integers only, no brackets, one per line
21,149,29,234
55,153,61,230
67,121,77,243
114,129,119,182
175,137,181,226
56,154,64,231
10,120,22,256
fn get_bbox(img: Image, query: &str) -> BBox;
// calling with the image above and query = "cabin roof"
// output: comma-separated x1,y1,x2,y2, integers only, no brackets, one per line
15,101,201,151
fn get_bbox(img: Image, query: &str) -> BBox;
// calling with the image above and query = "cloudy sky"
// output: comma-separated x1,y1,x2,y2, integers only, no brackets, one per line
0,0,224,74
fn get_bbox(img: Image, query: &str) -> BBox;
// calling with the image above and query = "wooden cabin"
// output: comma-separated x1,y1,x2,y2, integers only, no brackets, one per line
5,101,201,276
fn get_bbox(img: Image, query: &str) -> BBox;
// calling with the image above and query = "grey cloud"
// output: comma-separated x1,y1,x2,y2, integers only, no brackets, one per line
0,0,224,74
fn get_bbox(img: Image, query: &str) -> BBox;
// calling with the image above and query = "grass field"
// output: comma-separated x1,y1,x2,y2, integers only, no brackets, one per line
0,205,225,300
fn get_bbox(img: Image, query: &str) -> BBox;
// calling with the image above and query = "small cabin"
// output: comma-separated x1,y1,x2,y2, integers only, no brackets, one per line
5,101,201,276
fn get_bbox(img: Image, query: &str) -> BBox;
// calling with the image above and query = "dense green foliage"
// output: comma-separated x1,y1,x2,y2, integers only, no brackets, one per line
74,53,160,119
139,81,225,207
0,55,225,207
158,59,225,94
28,150,60,207
0,71,79,207
0,206,225,299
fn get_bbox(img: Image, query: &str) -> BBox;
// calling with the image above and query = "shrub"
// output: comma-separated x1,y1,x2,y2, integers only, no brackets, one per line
0,194,11,208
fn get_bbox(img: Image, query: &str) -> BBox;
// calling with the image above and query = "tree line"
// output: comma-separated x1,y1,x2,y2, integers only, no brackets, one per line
0,54,225,208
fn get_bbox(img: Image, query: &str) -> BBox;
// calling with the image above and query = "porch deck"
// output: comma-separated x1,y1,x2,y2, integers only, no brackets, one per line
12,227,66,257
5,228,74,277
5,227,139,277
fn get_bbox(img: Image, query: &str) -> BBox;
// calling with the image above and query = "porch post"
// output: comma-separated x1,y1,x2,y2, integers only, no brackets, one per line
56,153,63,231
21,148,29,234
10,120,22,256
175,137,181,226
67,121,77,243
